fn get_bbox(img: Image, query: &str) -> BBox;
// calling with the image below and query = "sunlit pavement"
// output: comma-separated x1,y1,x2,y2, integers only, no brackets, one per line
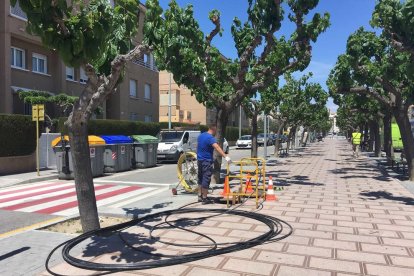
39,139,414,276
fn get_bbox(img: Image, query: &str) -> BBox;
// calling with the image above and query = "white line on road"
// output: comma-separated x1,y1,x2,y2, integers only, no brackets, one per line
108,187,170,208
94,180,173,187
54,187,157,216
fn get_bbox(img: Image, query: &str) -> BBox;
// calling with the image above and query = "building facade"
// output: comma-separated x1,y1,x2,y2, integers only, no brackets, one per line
159,71,250,128
0,1,159,122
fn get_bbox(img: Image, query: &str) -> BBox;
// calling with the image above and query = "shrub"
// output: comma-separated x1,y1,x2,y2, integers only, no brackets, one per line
56,118,245,140
226,127,250,142
0,114,37,157
58,118,161,136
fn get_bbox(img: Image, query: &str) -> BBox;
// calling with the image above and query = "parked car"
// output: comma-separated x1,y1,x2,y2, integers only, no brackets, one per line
258,133,273,146
157,130,200,162
236,135,252,149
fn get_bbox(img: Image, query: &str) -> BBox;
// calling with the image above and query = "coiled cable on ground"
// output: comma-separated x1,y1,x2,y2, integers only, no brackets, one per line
46,206,292,275
45,175,292,275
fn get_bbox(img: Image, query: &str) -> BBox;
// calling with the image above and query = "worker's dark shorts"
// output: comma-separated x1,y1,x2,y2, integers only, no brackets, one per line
198,160,213,189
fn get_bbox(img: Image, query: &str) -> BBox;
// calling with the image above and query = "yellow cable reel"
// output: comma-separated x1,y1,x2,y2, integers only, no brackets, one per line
177,151,199,193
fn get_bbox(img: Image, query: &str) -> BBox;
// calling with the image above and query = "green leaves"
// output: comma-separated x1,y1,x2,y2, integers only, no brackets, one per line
14,0,140,72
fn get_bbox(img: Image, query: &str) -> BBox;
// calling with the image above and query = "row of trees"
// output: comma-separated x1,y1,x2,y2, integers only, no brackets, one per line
15,0,331,231
328,0,414,181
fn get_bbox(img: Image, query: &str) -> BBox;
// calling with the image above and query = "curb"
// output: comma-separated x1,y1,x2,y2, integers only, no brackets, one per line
16,174,58,185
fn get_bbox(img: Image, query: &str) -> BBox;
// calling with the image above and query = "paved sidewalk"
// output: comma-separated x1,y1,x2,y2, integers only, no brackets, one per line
42,139,414,276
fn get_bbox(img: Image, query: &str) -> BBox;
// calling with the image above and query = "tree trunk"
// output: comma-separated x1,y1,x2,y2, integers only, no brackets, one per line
274,121,285,157
67,116,100,232
368,121,375,152
212,108,229,184
372,120,381,157
363,123,369,151
383,112,392,158
287,126,296,150
394,110,414,181
251,111,258,158
300,128,308,145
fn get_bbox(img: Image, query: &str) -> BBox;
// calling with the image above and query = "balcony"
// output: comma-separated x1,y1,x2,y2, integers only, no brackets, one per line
131,54,158,72
10,0,27,20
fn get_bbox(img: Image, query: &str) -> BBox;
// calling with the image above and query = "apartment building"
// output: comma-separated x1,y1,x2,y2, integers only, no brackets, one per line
159,71,250,128
0,1,159,122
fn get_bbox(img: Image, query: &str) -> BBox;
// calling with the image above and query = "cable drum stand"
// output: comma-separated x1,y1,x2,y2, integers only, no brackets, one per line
224,157,267,208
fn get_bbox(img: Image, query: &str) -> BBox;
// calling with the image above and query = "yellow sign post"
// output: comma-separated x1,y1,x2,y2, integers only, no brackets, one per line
32,104,44,176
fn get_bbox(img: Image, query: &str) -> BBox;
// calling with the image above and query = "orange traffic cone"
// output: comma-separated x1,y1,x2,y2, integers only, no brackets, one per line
221,176,230,197
245,173,253,193
266,176,277,201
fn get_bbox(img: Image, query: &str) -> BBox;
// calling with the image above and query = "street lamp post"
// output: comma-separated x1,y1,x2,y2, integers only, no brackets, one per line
264,112,267,159
168,73,172,130
239,105,242,138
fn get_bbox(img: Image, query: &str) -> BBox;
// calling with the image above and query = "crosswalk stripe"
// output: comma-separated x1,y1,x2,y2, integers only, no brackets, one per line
35,186,142,214
0,183,74,202
0,186,78,208
108,187,169,208
2,184,115,211
15,185,124,213
0,181,64,196
54,187,156,216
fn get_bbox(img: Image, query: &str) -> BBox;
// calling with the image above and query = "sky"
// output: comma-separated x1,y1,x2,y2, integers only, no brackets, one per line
149,0,378,112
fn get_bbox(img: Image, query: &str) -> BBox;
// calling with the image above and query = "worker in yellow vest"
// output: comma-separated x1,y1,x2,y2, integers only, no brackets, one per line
351,132,362,158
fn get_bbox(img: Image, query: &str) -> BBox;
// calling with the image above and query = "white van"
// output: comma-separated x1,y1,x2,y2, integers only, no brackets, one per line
157,130,201,162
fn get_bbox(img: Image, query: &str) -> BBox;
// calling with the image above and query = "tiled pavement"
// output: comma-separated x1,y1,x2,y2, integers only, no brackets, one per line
42,139,414,276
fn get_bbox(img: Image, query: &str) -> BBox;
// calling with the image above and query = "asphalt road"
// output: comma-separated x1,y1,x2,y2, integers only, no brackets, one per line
0,146,273,237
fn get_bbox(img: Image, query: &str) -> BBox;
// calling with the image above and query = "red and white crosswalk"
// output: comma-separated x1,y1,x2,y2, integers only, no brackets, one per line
0,181,167,216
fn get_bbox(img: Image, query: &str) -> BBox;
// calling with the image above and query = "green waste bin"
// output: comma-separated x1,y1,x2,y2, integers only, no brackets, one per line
131,135,159,168
51,135,106,180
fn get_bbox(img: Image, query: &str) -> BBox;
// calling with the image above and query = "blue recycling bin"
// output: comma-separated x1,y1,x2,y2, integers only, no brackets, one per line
100,135,133,173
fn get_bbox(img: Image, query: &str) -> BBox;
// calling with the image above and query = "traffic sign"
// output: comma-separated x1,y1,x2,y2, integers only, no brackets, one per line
32,104,45,121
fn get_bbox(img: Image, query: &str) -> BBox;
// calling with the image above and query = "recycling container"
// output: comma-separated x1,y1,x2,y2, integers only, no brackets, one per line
100,135,133,173
51,135,105,180
131,135,159,168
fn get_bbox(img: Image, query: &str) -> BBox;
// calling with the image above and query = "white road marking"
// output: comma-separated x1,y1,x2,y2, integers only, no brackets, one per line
108,187,169,208
16,185,122,213
94,180,172,187
54,187,156,216
0,183,74,200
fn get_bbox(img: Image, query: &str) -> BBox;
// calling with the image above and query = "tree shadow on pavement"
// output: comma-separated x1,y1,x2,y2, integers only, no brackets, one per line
359,190,414,205
273,177,324,187
78,204,211,274
123,202,174,219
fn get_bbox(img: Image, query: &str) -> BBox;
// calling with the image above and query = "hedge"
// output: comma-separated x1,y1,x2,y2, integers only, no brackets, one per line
57,118,209,136
225,126,250,141
0,114,37,157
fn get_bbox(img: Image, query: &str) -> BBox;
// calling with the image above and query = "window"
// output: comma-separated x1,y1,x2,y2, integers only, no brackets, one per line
129,113,138,121
129,79,137,98
24,103,32,116
66,66,74,80
144,83,151,101
79,67,88,84
11,47,25,69
144,54,149,65
32,53,47,74
10,0,27,20
144,115,153,122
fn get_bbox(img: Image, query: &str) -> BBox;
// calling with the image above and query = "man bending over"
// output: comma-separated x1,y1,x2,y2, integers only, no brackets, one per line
197,123,231,204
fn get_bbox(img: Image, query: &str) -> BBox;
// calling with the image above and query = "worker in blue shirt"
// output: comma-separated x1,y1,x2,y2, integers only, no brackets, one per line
197,123,232,204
